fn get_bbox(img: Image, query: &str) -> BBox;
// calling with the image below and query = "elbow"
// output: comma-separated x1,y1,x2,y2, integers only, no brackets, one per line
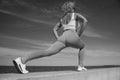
83,19,88,24
53,28,57,32
53,28,56,33
84,18,88,23
85,19,88,23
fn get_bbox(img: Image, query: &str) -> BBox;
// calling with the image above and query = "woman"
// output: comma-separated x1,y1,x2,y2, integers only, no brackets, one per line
13,1,88,74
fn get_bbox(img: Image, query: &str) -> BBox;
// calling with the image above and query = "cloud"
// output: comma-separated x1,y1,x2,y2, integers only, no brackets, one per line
0,35,54,57
0,35,52,50
15,0,38,9
0,8,104,38
41,8,56,14
1,0,39,9
60,47,120,57
83,26,105,38
0,47,29,56
85,49,120,57
0,9,54,25
83,30,104,38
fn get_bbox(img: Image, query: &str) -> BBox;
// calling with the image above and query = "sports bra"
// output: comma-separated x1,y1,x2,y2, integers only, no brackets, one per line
61,13,76,30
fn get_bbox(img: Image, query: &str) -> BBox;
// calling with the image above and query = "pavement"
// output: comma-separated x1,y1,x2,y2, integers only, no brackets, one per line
0,67,120,80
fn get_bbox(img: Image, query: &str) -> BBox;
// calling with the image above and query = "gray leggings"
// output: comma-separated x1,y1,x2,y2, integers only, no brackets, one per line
22,30,84,64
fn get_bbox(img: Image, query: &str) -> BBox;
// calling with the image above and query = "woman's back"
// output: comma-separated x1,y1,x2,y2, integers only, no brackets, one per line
61,12,77,30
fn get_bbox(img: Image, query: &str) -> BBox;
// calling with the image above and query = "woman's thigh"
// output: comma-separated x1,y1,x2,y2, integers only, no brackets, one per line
65,31,84,49
67,38,84,49
75,39,85,49
45,41,66,55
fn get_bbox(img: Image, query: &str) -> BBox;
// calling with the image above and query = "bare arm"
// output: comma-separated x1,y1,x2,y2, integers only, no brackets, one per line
76,13,88,37
53,22,61,39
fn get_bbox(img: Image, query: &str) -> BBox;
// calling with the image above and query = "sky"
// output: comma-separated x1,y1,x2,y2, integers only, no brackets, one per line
0,0,120,66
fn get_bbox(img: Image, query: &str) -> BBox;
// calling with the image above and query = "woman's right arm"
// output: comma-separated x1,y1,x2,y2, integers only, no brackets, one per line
53,22,61,39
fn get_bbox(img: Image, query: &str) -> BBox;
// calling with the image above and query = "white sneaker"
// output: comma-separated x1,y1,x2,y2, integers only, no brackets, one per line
77,66,87,72
13,57,29,74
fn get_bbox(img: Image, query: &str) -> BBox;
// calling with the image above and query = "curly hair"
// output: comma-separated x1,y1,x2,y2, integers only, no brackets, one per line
62,1,75,13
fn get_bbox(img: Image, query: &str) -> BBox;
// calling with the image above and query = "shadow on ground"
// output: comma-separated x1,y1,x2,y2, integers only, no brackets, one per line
0,65,120,74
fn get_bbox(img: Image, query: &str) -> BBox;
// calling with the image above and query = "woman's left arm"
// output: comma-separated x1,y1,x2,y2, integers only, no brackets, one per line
76,13,88,37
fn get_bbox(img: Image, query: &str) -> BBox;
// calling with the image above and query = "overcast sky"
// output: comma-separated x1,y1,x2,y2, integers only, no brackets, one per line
0,0,120,66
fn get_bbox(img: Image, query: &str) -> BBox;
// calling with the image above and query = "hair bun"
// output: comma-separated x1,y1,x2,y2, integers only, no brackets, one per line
62,1,75,12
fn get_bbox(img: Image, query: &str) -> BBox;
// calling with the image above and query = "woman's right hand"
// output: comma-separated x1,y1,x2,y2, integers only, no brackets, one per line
55,34,59,40
53,22,61,39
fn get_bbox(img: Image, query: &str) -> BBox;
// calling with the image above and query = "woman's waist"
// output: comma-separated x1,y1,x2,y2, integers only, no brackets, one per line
63,29,76,32
63,25,76,30
62,24,76,27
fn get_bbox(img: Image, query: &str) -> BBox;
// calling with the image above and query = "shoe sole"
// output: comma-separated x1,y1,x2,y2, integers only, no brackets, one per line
13,60,22,74
77,69,87,72
77,70,87,72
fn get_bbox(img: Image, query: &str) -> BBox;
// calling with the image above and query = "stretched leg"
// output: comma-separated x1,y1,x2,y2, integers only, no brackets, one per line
13,41,66,74
22,41,66,64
